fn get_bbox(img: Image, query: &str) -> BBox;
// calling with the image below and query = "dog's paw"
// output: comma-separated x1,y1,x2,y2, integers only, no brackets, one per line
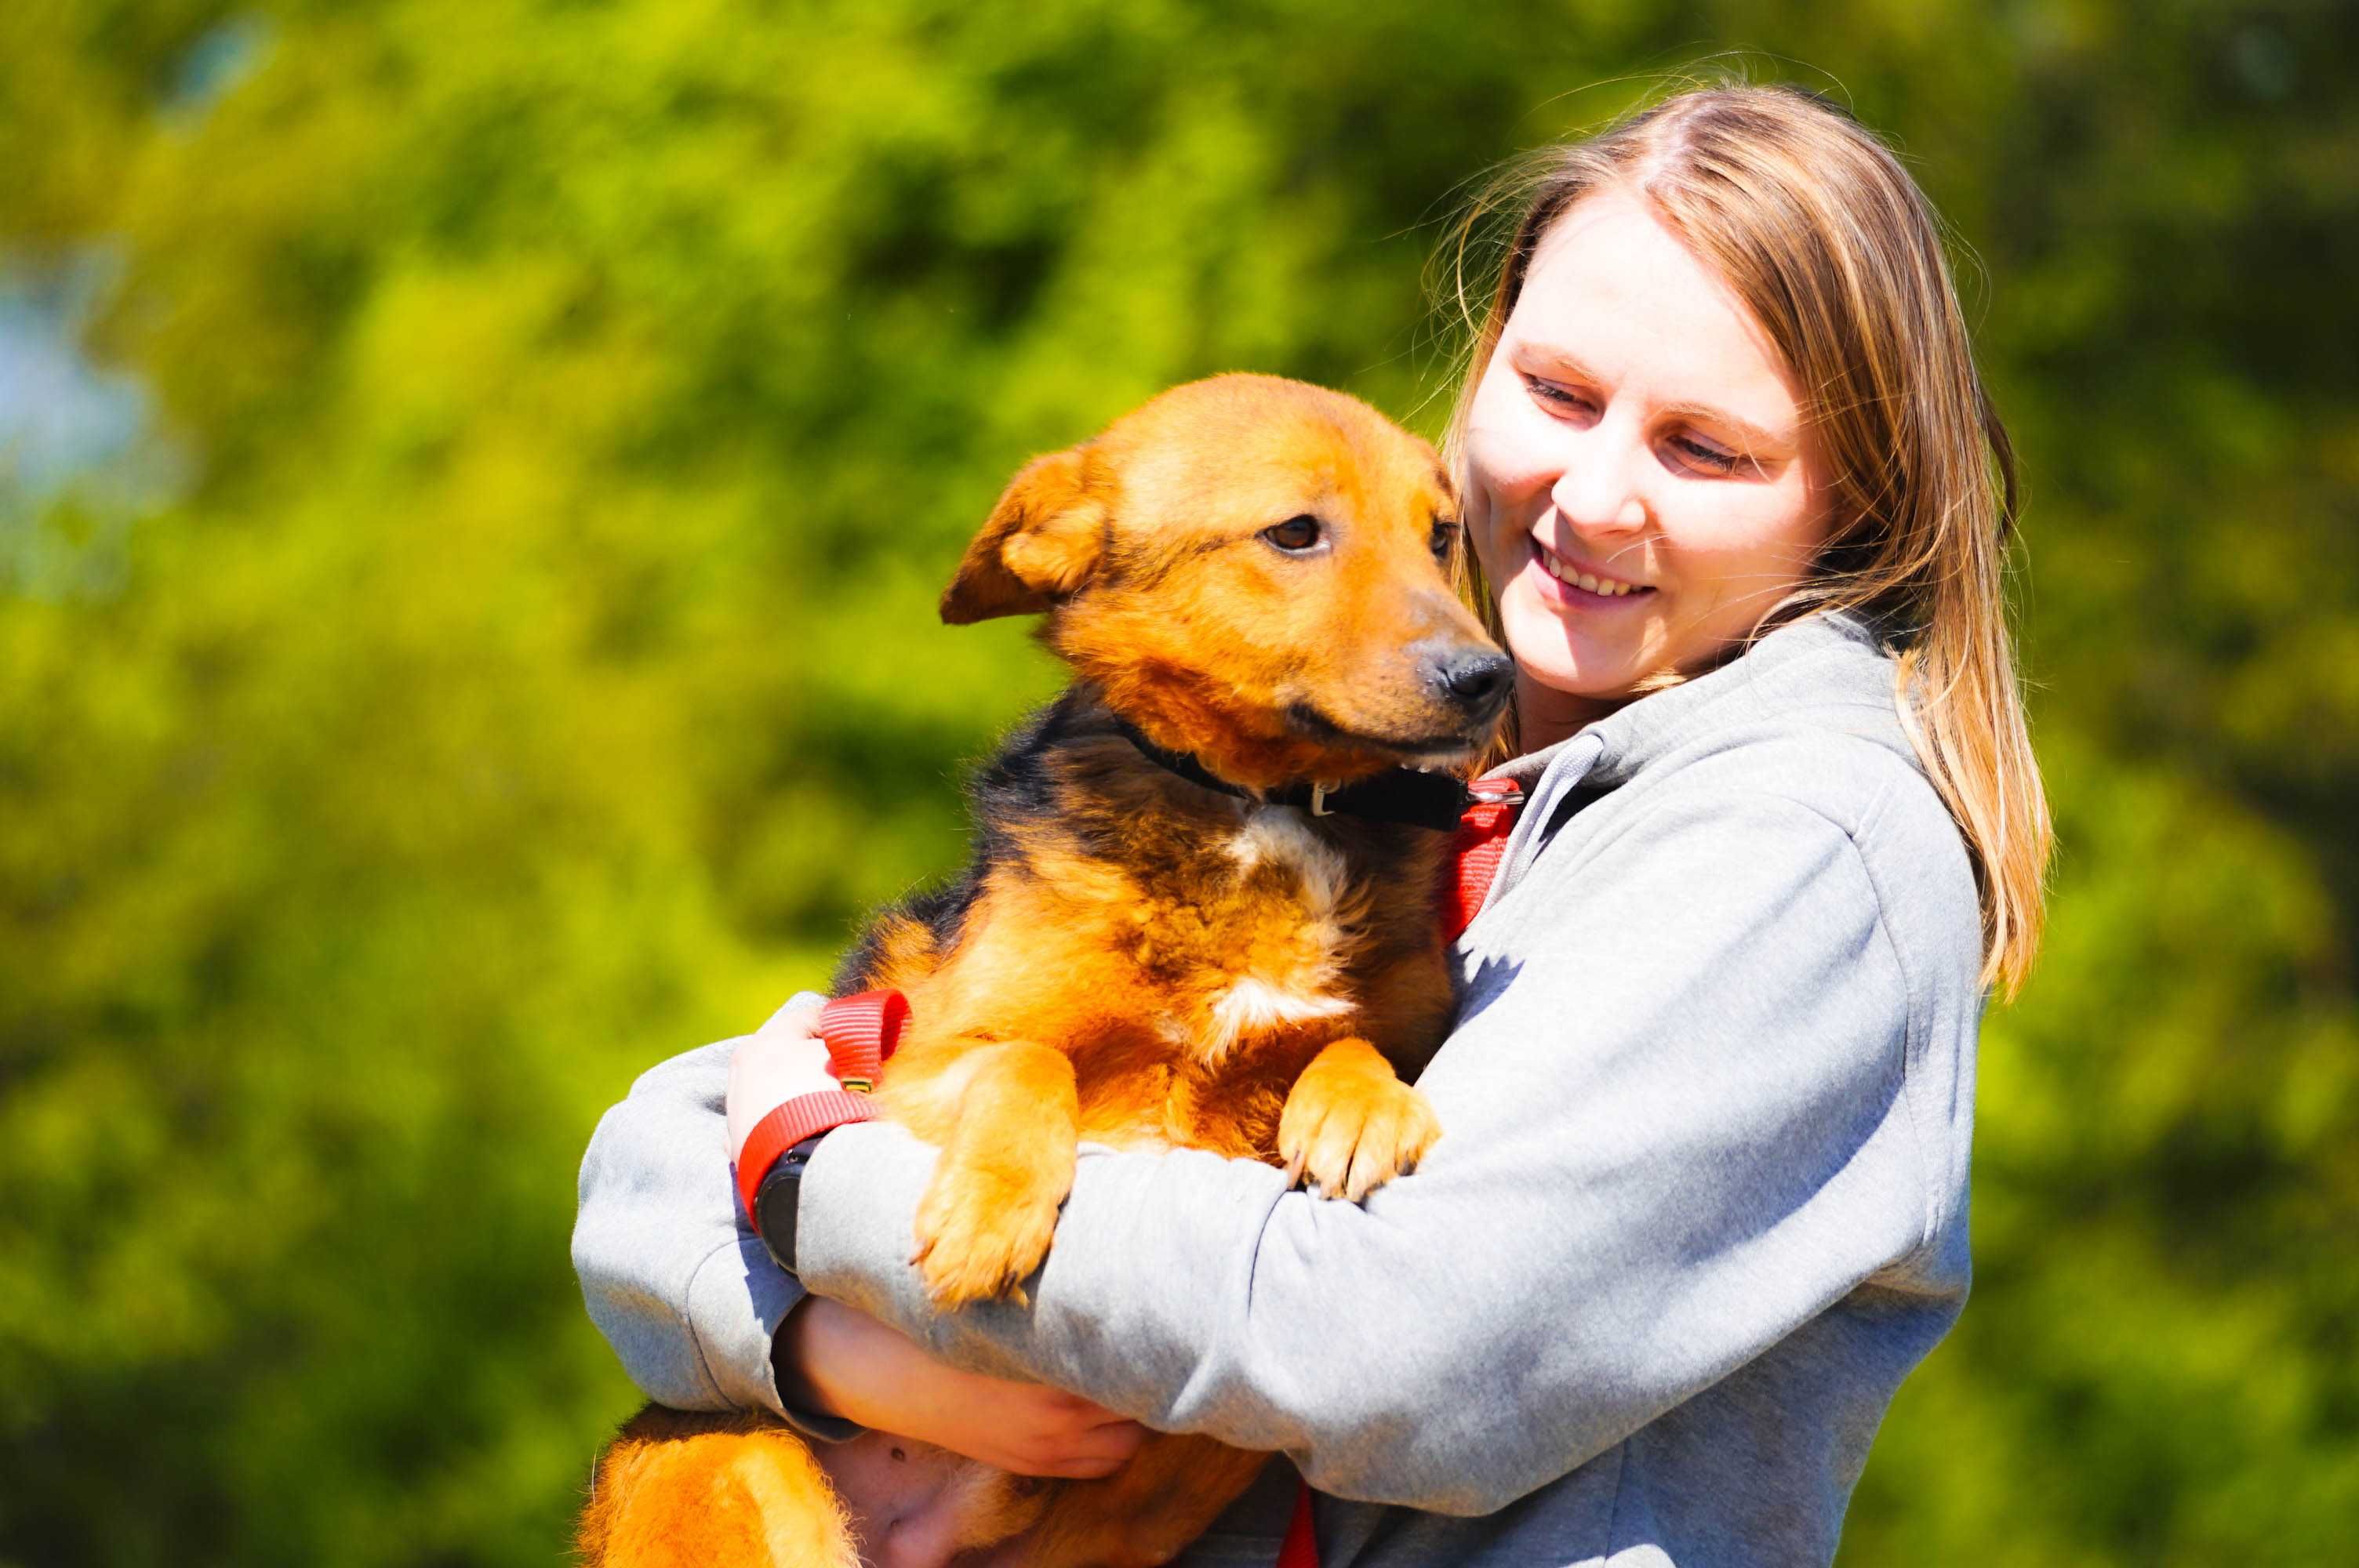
910,1159,1068,1307
1278,1040,1441,1203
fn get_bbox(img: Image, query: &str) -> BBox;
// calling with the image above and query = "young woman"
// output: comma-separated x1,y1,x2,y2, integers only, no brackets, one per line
573,83,2050,1566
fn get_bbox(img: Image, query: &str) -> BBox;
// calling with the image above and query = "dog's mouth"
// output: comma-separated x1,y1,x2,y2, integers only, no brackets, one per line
1283,701,1495,767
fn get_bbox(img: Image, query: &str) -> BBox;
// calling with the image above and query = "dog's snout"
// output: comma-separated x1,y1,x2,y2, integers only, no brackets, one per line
1428,648,1514,716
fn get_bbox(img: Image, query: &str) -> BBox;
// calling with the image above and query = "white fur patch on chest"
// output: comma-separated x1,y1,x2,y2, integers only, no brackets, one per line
1197,807,1359,1058
1205,975,1354,1048
1228,808,1351,906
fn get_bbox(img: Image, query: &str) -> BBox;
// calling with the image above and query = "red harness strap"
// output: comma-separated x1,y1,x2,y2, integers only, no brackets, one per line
1281,777,1521,1568
1440,776,1525,943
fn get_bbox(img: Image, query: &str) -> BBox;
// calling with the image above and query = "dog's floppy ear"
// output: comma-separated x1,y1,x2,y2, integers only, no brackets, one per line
940,446,1109,625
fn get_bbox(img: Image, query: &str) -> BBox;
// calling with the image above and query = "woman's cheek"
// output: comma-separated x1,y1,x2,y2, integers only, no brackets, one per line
1459,456,1510,580
1462,426,1540,575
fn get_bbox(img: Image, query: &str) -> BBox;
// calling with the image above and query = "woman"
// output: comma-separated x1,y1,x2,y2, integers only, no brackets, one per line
573,82,2049,1566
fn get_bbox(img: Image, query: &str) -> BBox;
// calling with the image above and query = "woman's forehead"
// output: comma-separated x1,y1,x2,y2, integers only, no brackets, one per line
1509,191,1802,434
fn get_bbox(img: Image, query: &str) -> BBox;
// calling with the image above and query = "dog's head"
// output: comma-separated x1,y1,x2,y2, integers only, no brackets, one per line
942,374,1509,791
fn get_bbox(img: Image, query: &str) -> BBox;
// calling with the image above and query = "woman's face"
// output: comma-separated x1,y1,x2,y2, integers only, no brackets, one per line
1462,188,1831,748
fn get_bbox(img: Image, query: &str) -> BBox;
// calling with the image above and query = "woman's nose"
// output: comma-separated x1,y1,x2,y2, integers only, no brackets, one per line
1547,423,1648,535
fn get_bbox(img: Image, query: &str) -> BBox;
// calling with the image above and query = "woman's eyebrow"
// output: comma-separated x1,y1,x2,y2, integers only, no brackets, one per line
1514,341,1603,386
1657,401,1798,456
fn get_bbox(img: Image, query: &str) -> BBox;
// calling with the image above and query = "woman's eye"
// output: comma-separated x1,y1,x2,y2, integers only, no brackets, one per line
1524,376,1592,414
1670,434,1740,474
1262,515,1324,553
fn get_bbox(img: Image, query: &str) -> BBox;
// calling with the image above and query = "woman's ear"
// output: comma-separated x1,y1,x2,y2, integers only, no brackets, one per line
940,447,1110,624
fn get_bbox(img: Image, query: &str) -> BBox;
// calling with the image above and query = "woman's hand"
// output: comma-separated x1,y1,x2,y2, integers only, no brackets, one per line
726,995,843,1160
780,1297,1148,1479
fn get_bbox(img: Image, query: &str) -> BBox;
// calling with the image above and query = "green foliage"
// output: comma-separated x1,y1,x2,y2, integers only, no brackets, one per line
2,1,2353,1562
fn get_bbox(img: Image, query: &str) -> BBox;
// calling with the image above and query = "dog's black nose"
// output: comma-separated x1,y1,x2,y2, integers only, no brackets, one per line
1429,648,1514,714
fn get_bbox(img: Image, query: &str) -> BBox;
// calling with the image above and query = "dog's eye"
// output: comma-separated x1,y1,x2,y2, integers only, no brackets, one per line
1430,521,1460,562
1261,515,1325,554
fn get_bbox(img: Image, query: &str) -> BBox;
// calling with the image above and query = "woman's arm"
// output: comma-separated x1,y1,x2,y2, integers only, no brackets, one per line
791,784,1965,1515
572,1000,1146,1472
572,1022,847,1428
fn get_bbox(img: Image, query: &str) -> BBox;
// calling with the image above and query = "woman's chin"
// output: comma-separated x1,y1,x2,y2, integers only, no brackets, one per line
1501,617,1637,703
1526,670,1634,713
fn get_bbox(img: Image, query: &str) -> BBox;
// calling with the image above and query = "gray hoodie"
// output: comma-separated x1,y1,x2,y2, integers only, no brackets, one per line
572,611,1984,1566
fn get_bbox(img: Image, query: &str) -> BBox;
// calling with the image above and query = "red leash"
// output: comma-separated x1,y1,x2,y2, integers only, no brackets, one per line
1275,1479,1321,1568
732,992,910,1222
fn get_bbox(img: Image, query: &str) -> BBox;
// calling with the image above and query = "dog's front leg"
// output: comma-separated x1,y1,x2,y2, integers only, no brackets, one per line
911,1040,1081,1305
1277,1037,1441,1203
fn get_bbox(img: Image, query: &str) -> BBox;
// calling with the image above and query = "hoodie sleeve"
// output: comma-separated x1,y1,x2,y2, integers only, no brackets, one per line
791,784,1943,1514
570,995,860,1439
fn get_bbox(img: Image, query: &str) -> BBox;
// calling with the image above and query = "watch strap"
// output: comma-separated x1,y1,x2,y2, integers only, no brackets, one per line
752,1134,830,1273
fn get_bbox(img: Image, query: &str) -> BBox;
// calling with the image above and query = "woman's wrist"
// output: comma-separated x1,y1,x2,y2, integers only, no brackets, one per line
729,989,911,1231
771,1297,841,1419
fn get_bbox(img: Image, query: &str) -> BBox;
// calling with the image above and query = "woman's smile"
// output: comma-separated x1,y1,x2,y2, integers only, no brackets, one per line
1522,533,1654,602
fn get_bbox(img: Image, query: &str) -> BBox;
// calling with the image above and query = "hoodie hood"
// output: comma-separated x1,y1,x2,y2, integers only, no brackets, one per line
1485,610,1917,912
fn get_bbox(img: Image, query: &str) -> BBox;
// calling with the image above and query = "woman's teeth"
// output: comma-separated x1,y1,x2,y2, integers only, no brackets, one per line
1536,545,1643,597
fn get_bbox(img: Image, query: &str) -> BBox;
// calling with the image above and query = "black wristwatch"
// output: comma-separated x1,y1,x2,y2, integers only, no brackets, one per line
751,1133,833,1274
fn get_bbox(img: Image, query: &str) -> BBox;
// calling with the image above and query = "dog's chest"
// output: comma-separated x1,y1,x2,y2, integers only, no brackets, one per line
1119,804,1376,1059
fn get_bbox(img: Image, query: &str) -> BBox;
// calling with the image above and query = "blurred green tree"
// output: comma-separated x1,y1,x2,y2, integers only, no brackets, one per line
1,1,2352,1563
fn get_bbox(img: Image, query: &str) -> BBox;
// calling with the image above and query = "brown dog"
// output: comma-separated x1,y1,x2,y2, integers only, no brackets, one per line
580,374,1510,1567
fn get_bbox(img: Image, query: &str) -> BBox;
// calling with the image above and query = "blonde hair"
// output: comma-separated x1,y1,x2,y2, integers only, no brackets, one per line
1438,82,2052,996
